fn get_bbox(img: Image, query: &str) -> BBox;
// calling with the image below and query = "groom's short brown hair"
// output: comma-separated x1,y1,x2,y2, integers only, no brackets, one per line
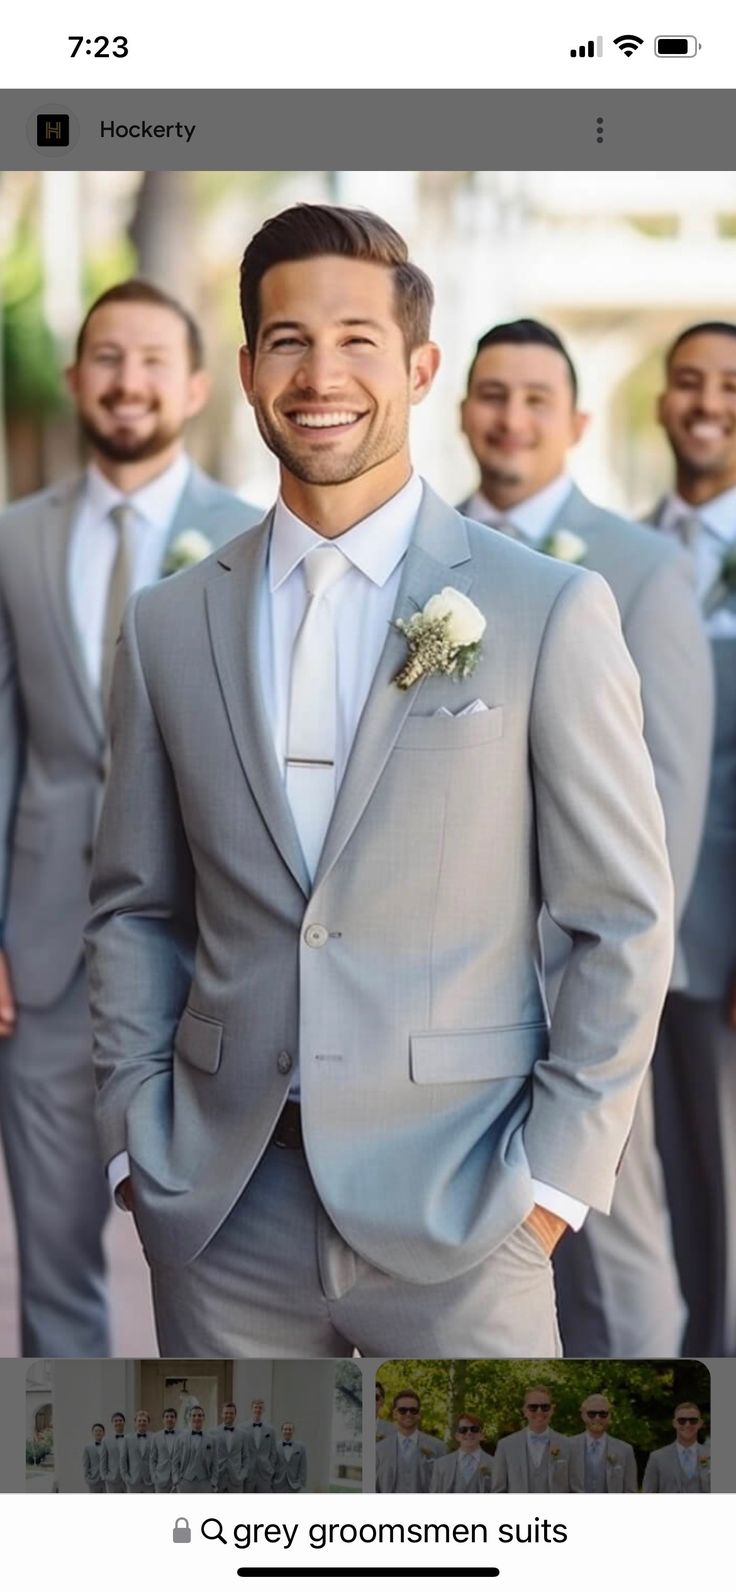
239,203,434,359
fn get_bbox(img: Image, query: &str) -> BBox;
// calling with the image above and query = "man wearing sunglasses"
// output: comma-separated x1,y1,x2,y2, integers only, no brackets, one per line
492,1386,569,1493
430,1412,493,1493
375,1390,446,1492
643,1403,711,1492
569,1395,637,1493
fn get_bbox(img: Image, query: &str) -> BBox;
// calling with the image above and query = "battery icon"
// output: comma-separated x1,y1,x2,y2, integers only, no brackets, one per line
654,35,701,56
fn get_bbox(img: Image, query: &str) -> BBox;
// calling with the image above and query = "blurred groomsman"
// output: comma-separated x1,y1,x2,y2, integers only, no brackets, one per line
212,1401,251,1492
0,279,260,1356
82,1423,106,1493
650,320,736,1355
149,1408,179,1493
491,1387,569,1493
430,1412,493,1493
459,318,712,1356
375,1390,446,1493
272,1421,308,1492
99,1411,127,1493
643,1403,711,1492
568,1395,637,1493
375,1381,394,1439
242,1398,278,1493
172,1405,215,1492
120,1409,154,1493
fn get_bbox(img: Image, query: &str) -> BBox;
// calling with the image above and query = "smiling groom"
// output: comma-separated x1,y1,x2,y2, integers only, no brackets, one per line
86,204,674,1356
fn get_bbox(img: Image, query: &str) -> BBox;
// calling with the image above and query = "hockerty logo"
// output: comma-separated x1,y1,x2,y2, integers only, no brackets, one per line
37,113,70,147
100,120,196,142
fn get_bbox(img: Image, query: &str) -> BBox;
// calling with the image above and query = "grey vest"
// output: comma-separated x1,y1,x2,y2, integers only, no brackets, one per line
397,1440,423,1492
528,1442,550,1493
583,1441,606,1493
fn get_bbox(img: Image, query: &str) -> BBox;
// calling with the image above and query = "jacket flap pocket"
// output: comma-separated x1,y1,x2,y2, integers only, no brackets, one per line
174,1007,223,1074
410,1021,547,1084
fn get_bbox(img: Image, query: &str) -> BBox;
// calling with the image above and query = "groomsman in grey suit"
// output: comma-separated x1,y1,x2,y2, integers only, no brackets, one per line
172,1405,215,1492
120,1409,154,1492
375,1391,446,1493
99,1412,127,1493
642,1404,711,1493
87,204,673,1357
459,318,711,1356
272,1421,308,1491
568,1395,637,1493
242,1398,278,1493
0,279,260,1357
430,1412,493,1493
212,1401,252,1492
491,1387,570,1494
149,1408,179,1492
82,1424,107,1493
649,320,736,1355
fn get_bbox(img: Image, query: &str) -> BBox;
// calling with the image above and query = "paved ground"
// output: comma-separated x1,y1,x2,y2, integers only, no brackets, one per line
0,1149,157,1356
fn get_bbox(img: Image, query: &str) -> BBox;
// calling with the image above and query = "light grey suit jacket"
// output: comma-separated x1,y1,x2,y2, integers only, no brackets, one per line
99,1432,127,1485
642,1440,710,1493
120,1432,153,1489
375,1429,445,1493
460,484,713,990
272,1440,308,1491
568,1431,638,1492
0,461,259,1008
429,1448,494,1492
172,1430,215,1488
245,1423,278,1487
149,1428,179,1488
211,1423,252,1489
86,484,674,1282
82,1441,104,1487
491,1428,570,1492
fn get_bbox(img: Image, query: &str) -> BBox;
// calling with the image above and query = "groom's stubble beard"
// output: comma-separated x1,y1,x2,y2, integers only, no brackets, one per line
250,390,411,487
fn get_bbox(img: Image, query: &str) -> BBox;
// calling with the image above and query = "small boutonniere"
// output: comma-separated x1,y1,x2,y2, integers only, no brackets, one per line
163,528,214,575
479,1464,491,1475
607,1454,619,1467
703,546,736,615
699,1455,710,1468
394,586,486,691
539,529,587,564
420,1446,435,1459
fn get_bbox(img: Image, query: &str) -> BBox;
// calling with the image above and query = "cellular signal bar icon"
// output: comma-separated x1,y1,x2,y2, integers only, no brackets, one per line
570,36,604,57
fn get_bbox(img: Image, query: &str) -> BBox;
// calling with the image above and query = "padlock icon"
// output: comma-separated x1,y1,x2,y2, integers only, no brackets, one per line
173,1516,191,1544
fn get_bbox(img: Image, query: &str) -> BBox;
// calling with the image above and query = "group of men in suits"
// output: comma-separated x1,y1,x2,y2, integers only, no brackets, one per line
82,1398,307,1493
374,1385,710,1494
0,197,727,1360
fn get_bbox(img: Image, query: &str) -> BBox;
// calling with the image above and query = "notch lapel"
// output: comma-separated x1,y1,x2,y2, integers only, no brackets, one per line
313,487,473,888
204,514,311,897
40,478,105,743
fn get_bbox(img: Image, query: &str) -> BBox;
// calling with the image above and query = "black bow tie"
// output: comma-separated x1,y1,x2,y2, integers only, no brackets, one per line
192,1431,203,1436
165,1430,175,1435
224,1427,234,1432
283,1442,292,1447
95,1442,101,1446
253,1422,262,1427
137,1433,147,1438
115,1434,124,1438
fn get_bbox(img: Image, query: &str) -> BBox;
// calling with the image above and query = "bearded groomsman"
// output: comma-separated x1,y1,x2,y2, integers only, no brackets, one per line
87,205,673,1358
459,318,712,1356
272,1421,308,1491
568,1395,637,1493
430,1412,493,1493
649,321,736,1356
82,1424,106,1493
120,1409,154,1493
149,1408,179,1493
0,280,260,1357
642,1403,711,1492
99,1412,127,1493
491,1387,570,1494
375,1390,445,1493
242,1398,278,1493
212,1401,252,1492
172,1405,215,1492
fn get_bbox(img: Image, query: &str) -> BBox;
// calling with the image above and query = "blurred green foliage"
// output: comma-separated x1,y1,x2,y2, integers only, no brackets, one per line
1,228,64,414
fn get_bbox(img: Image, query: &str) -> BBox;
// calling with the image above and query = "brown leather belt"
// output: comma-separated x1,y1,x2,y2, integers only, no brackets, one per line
270,1099,303,1152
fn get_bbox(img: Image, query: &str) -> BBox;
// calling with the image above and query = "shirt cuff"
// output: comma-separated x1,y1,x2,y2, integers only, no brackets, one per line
530,1179,588,1231
107,1151,131,1208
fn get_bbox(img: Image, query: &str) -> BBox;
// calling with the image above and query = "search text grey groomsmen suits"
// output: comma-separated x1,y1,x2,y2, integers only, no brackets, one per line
172,1428,215,1492
491,1429,570,1493
99,1431,127,1493
375,1429,446,1493
429,1448,494,1493
87,481,674,1356
272,1438,308,1491
647,495,736,1354
568,1431,638,1493
0,461,259,1356
642,1440,711,1493
211,1421,252,1491
120,1431,154,1492
459,482,712,1355
82,1439,106,1493
149,1426,179,1492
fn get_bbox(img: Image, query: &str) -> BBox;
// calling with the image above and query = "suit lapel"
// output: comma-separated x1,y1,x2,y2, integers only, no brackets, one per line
542,481,593,542
40,479,106,743
205,514,312,897
158,462,226,570
313,487,473,888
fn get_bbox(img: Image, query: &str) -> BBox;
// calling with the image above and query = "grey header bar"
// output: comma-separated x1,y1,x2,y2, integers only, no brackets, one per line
1,89,734,170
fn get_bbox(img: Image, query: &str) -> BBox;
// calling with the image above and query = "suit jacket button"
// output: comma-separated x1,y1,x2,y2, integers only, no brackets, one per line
82,844,94,863
277,1051,292,1074
304,923,328,949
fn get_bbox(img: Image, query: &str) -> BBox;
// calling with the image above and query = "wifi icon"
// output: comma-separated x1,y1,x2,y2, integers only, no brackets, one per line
614,33,644,55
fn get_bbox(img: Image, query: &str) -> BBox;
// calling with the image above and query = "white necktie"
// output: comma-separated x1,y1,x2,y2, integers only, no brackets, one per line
285,543,349,878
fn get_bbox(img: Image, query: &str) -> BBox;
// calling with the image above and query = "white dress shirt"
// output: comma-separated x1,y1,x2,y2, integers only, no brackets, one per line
465,473,573,542
68,452,191,689
110,471,584,1228
526,1429,550,1469
659,485,736,637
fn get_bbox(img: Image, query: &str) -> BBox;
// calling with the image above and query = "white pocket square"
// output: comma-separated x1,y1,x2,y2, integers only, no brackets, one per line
433,699,489,718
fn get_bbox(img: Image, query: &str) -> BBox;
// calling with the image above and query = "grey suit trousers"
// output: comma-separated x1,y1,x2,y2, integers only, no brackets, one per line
149,1142,562,1357
0,967,109,1355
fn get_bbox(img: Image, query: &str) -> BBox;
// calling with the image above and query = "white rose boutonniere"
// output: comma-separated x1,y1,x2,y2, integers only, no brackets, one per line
550,1445,561,1459
703,546,736,615
163,529,214,575
540,529,587,564
394,586,486,690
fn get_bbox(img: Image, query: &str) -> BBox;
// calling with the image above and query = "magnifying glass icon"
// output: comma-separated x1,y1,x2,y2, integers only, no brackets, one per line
201,1519,227,1545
